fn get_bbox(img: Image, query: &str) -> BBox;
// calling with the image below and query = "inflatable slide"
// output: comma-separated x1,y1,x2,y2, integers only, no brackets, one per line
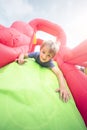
0,18,87,130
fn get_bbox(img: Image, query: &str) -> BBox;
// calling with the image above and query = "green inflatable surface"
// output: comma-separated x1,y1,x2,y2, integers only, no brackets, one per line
0,59,86,130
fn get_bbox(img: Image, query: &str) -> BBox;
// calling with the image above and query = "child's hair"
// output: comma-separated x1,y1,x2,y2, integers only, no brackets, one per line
40,40,60,56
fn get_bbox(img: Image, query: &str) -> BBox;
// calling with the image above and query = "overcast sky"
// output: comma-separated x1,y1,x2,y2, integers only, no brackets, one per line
0,0,87,48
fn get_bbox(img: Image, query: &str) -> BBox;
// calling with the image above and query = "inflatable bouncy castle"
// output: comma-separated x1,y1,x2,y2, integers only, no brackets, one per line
0,18,87,130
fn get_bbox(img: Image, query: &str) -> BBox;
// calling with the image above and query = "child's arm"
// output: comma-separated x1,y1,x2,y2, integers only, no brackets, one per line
16,53,28,64
51,66,70,102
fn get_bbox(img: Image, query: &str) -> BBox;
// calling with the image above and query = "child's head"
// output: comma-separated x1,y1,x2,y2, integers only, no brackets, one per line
40,40,59,63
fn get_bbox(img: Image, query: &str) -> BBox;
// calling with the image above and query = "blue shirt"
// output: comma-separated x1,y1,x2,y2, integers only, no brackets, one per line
28,52,55,68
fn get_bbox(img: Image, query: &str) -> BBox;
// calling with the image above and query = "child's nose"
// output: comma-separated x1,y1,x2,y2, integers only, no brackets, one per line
43,55,46,59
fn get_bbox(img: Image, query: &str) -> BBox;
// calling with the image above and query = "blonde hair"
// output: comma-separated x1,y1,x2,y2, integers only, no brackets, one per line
40,40,59,56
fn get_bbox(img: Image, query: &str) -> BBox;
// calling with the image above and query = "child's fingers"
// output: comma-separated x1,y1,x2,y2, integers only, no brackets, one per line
24,59,27,62
15,59,19,62
19,59,27,64
15,58,27,64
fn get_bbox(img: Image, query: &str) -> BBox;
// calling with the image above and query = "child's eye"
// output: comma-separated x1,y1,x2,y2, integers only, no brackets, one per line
42,51,45,54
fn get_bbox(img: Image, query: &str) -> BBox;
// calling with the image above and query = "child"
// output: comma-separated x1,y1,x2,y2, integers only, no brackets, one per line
16,40,70,102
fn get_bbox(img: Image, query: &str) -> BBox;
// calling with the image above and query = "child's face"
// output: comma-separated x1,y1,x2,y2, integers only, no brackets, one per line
40,45,54,63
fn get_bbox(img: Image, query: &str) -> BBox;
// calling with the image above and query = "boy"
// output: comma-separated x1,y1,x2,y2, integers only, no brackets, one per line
16,40,70,102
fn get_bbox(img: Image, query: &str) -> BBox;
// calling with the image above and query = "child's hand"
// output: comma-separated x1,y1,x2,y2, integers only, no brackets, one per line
15,58,27,64
55,87,70,102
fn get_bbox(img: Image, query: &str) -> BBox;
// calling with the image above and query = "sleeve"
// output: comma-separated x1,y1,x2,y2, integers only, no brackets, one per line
28,52,39,59
49,60,55,68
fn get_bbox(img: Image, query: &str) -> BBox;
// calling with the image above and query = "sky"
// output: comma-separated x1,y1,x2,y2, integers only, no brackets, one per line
0,0,87,48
